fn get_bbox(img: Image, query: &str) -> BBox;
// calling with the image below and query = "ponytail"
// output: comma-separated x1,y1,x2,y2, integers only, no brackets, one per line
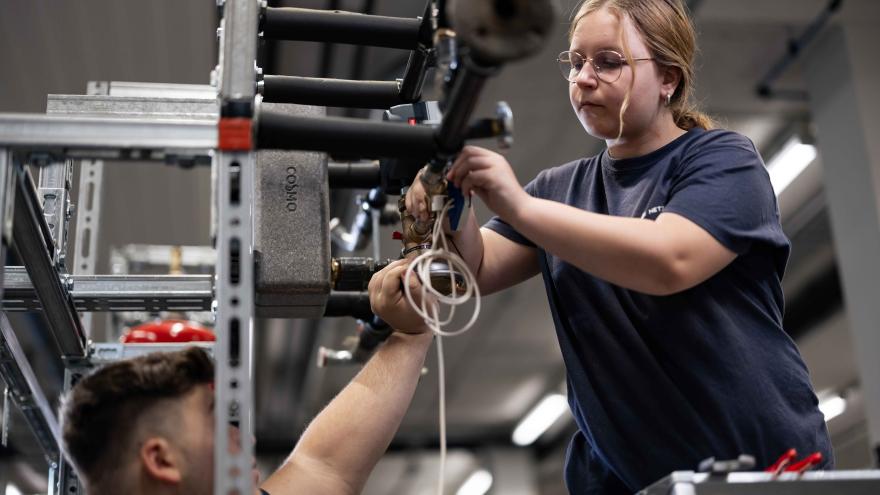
672,103,714,130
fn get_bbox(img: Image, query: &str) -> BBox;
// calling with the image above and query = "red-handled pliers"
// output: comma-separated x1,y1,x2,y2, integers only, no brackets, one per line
785,452,823,474
765,448,797,475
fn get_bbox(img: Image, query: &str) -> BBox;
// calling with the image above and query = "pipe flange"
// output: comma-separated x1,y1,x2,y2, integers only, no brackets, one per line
449,0,557,65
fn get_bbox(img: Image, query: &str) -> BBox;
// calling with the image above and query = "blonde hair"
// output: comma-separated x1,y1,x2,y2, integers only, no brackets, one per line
569,0,714,133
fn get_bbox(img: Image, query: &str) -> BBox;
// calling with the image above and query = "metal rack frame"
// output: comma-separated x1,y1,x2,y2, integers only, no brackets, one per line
0,0,443,493
0,1,253,491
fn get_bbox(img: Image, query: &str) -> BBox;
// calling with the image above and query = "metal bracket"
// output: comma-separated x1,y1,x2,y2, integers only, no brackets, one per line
1,268,214,313
11,166,86,359
37,160,73,270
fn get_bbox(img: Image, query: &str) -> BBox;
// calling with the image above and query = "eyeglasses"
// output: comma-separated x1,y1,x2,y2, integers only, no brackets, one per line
557,50,653,84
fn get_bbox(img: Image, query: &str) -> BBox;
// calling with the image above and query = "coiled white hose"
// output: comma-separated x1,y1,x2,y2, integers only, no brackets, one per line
402,199,481,495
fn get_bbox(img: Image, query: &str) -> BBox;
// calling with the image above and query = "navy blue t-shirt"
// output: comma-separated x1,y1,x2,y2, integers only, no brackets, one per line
486,128,832,493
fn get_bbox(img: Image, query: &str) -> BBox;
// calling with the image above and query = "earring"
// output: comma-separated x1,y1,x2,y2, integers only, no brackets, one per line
665,93,672,106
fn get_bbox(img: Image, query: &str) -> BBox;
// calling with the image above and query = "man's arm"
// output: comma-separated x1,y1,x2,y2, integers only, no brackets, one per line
260,260,432,495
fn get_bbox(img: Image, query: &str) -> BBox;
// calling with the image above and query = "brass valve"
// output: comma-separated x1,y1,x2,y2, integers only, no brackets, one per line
398,195,433,259
397,169,466,295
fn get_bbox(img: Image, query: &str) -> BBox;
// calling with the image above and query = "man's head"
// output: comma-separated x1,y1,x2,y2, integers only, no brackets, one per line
60,347,215,494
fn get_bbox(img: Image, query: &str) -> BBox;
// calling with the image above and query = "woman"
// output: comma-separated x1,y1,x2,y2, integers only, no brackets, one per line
406,0,832,493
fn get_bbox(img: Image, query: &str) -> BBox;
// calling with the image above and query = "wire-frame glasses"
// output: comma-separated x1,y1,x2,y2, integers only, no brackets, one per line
558,50,653,83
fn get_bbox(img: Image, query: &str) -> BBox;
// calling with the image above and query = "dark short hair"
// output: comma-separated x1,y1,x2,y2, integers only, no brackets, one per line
60,347,214,485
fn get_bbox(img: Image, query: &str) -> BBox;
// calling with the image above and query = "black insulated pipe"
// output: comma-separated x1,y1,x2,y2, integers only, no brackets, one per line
323,291,373,320
257,110,437,160
352,317,392,363
261,7,424,50
328,162,382,189
260,76,405,109
756,0,843,100
428,57,498,173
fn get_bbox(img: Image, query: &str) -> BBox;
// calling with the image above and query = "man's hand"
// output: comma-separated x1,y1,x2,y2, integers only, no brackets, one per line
368,259,430,334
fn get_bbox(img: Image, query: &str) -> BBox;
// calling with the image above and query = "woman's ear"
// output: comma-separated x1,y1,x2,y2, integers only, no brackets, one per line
660,65,683,100
140,437,184,484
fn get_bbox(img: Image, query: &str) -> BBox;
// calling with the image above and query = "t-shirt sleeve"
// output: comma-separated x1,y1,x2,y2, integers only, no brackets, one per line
662,131,788,255
483,175,539,248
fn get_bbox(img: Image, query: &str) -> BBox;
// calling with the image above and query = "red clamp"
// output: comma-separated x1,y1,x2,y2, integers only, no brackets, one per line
218,117,253,151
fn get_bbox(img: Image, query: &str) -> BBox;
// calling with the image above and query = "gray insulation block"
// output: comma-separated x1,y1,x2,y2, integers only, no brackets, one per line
254,103,330,318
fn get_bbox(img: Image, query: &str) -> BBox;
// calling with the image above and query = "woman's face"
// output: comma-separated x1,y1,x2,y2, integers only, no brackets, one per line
568,7,667,142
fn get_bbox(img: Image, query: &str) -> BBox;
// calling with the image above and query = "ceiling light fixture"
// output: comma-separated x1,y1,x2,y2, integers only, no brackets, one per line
512,393,568,446
456,469,494,495
765,135,817,196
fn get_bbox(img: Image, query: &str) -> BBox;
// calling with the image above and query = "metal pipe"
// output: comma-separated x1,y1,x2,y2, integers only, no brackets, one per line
261,7,424,50
257,110,436,160
260,76,405,108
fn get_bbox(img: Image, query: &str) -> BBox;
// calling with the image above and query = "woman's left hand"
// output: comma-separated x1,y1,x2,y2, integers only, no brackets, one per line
446,146,530,221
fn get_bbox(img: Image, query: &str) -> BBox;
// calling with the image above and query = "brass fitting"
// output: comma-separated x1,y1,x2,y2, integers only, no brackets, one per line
330,257,340,286
398,196,433,259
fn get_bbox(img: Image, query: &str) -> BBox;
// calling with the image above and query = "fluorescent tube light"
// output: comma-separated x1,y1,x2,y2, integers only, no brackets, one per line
819,394,846,422
766,135,817,196
512,393,568,446
456,469,494,495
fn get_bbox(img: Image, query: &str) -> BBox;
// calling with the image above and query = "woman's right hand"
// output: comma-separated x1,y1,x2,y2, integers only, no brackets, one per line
404,168,431,223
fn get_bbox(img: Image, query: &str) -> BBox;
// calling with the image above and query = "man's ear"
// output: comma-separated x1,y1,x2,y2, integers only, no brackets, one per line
140,437,183,484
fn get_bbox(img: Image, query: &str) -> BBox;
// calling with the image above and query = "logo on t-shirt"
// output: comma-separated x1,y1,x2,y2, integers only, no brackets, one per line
640,205,665,220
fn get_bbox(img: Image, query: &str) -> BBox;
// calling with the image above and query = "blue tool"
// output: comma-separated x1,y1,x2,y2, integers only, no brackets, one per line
446,183,468,232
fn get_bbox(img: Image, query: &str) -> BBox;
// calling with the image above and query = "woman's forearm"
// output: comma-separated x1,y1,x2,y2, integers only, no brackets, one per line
447,207,485,276
509,197,681,295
